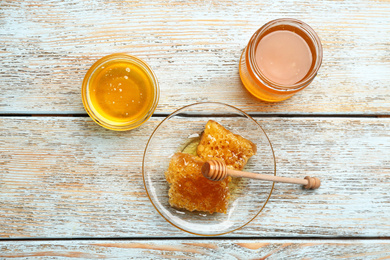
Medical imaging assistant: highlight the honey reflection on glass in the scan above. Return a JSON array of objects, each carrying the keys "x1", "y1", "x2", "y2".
[{"x1": 82, "y1": 54, "x2": 159, "y2": 131}]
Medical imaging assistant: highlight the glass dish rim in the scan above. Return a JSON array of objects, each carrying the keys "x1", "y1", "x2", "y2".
[
  {"x1": 142, "y1": 101, "x2": 276, "y2": 236},
  {"x1": 81, "y1": 53, "x2": 160, "y2": 131}
]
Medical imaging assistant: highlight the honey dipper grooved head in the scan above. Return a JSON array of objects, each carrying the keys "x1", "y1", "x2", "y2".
[{"x1": 201, "y1": 160, "x2": 227, "y2": 181}]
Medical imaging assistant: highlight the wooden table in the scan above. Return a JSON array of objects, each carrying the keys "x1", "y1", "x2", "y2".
[{"x1": 1, "y1": 0, "x2": 390, "y2": 258}]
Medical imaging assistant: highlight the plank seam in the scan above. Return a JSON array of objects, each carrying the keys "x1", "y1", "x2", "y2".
[
  {"x1": 1, "y1": 237, "x2": 390, "y2": 242},
  {"x1": 0, "y1": 113, "x2": 388, "y2": 118}
]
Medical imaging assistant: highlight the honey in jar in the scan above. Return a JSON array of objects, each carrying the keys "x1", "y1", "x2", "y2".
[
  {"x1": 255, "y1": 30, "x2": 312, "y2": 85},
  {"x1": 82, "y1": 54, "x2": 159, "y2": 131},
  {"x1": 239, "y1": 18, "x2": 323, "y2": 102}
]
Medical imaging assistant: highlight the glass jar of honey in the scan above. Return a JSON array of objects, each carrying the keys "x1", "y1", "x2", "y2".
[
  {"x1": 239, "y1": 18, "x2": 323, "y2": 102},
  {"x1": 82, "y1": 53, "x2": 159, "y2": 131}
]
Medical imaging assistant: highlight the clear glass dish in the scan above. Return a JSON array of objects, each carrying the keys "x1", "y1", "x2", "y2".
[{"x1": 142, "y1": 102, "x2": 276, "y2": 236}]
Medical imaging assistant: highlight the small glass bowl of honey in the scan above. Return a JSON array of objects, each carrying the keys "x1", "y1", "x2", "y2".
[
  {"x1": 82, "y1": 53, "x2": 159, "y2": 131},
  {"x1": 239, "y1": 18, "x2": 323, "y2": 102}
]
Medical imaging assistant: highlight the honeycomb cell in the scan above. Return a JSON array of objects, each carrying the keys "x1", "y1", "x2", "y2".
[
  {"x1": 197, "y1": 120, "x2": 257, "y2": 170},
  {"x1": 165, "y1": 120, "x2": 257, "y2": 214},
  {"x1": 165, "y1": 153, "x2": 230, "y2": 214}
]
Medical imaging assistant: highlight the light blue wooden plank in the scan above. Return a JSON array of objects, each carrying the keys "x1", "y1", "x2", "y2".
[
  {"x1": 0, "y1": 117, "x2": 389, "y2": 238},
  {"x1": 1, "y1": 0, "x2": 390, "y2": 114},
  {"x1": 0, "y1": 239, "x2": 389, "y2": 259}
]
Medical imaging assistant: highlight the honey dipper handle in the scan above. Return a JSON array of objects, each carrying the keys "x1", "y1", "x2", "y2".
[
  {"x1": 226, "y1": 169, "x2": 320, "y2": 189},
  {"x1": 202, "y1": 160, "x2": 320, "y2": 189}
]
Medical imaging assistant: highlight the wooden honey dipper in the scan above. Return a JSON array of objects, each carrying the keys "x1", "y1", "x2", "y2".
[{"x1": 201, "y1": 160, "x2": 321, "y2": 189}]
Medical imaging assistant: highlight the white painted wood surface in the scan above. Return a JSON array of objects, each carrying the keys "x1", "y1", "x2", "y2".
[
  {"x1": 1, "y1": 0, "x2": 390, "y2": 114},
  {"x1": 1, "y1": 239, "x2": 390, "y2": 259},
  {"x1": 1, "y1": 117, "x2": 389, "y2": 238},
  {"x1": 1, "y1": 0, "x2": 390, "y2": 257}
]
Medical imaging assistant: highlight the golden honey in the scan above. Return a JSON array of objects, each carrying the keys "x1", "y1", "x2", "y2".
[
  {"x1": 165, "y1": 153, "x2": 230, "y2": 214},
  {"x1": 165, "y1": 121, "x2": 257, "y2": 214},
  {"x1": 197, "y1": 120, "x2": 257, "y2": 170},
  {"x1": 82, "y1": 54, "x2": 159, "y2": 131},
  {"x1": 239, "y1": 18, "x2": 323, "y2": 102}
]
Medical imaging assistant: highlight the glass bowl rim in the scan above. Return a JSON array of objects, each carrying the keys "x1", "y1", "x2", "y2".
[
  {"x1": 247, "y1": 18, "x2": 323, "y2": 92},
  {"x1": 142, "y1": 101, "x2": 276, "y2": 236},
  {"x1": 81, "y1": 53, "x2": 160, "y2": 131}
]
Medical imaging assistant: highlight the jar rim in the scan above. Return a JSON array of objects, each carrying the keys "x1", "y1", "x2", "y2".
[
  {"x1": 81, "y1": 53, "x2": 160, "y2": 131},
  {"x1": 246, "y1": 18, "x2": 323, "y2": 92}
]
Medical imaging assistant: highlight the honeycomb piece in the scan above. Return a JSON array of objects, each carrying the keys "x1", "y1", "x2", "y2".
[
  {"x1": 165, "y1": 152, "x2": 230, "y2": 214},
  {"x1": 197, "y1": 120, "x2": 257, "y2": 170}
]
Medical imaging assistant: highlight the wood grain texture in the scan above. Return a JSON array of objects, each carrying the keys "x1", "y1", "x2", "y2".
[
  {"x1": 1, "y1": 117, "x2": 389, "y2": 238},
  {"x1": 1, "y1": 0, "x2": 390, "y2": 114},
  {"x1": 0, "y1": 239, "x2": 389, "y2": 259}
]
